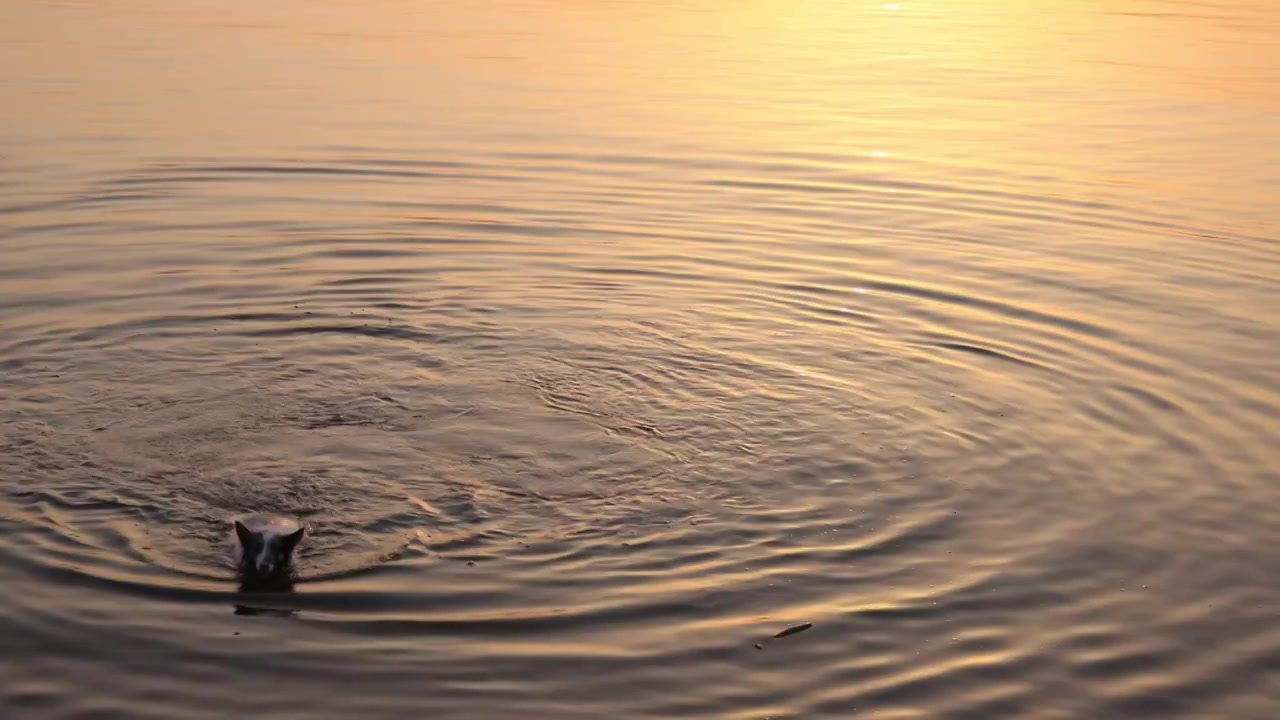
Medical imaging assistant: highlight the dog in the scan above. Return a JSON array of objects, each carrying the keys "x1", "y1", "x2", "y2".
[{"x1": 233, "y1": 514, "x2": 305, "y2": 588}]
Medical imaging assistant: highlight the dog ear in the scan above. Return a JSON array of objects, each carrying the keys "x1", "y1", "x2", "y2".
[
  {"x1": 281, "y1": 526, "x2": 305, "y2": 552},
  {"x1": 234, "y1": 520, "x2": 255, "y2": 546}
]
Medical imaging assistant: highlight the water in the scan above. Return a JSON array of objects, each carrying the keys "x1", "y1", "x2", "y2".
[{"x1": 2, "y1": 1, "x2": 1277, "y2": 718}]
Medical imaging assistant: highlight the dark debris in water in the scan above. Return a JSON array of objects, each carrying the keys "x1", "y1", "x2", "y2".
[
  {"x1": 753, "y1": 622, "x2": 816, "y2": 651},
  {"x1": 304, "y1": 413, "x2": 380, "y2": 430},
  {"x1": 773, "y1": 623, "x2": 813, "y2": 639}
]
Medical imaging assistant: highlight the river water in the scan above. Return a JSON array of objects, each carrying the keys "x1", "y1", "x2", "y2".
[{"x1": 1, "y1": 1, "x2": 1277, "y2": 718}]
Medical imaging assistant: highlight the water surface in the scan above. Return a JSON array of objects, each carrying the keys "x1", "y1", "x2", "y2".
[{"x1": 1, "y1": 1, "x2": 1278, "y2": 718}]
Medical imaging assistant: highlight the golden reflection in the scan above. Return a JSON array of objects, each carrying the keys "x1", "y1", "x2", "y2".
[
  {"x1": 1, "y1": 1, "x2": 1276, "y2": 213},
  {"x1": 0, "y1": 4, "x2": 1276, "y2": 716}
]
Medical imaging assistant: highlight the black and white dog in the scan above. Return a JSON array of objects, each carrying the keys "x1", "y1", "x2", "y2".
[{"x1": 233, "y1": 514, "x2": 305, "y2": 587}]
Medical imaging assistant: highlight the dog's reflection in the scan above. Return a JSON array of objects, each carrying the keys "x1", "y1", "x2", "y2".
[{"x1": 233, "y1": 576, "x2": 298, "y2": 617}]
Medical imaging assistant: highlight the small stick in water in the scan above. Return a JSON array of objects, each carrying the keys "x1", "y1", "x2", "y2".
[{"x1": 773, "y1": 623, "x2": 813, "y2": 638}]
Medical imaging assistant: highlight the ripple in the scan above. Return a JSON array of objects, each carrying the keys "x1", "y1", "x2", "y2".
[{"x1": 2, "y1": 2, "x2": 1279, "y2": 716}]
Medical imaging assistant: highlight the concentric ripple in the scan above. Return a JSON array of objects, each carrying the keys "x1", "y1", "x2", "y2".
[{"x1": 2, "y1": 1, "x2": 1279, "y2": 719}]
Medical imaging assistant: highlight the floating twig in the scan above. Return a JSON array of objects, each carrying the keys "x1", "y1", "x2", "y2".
[{"x1": 773, "y1": 623, "x2": 813, "y2": 639}]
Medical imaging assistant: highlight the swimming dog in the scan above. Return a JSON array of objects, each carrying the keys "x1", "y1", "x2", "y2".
[{"x1": 233, "y1": 514, "x2": 305, "y2": 586}]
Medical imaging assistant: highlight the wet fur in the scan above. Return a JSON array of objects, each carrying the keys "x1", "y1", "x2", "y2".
[{"x1": 234, "y1": 519, "x2": 305, "y2": 587}]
